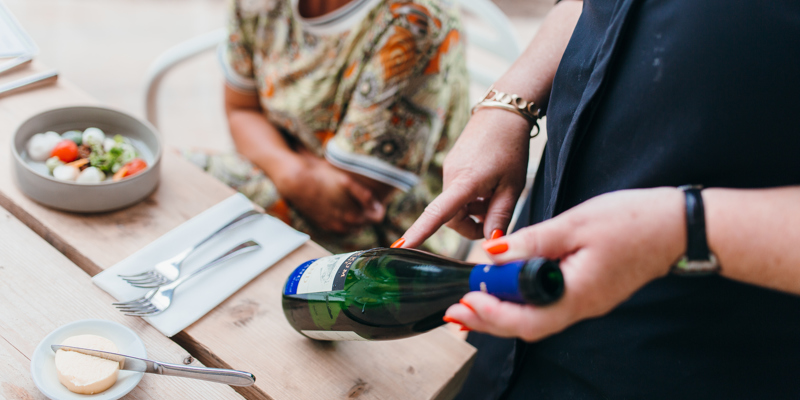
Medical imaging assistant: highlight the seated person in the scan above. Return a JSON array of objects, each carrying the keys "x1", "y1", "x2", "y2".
[{"x1": 188, "y1": 0, "x2": 469, "y2": 254}]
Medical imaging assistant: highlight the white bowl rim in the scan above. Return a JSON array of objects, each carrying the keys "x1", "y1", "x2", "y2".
[{"x1": 11, "y1": 105, "x2": 163, "y2": 187}]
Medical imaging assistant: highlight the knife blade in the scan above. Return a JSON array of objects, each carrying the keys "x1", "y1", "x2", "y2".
[
  {"x1": 51, "y1": 345, "x2": 255, "y2": 387},
  {"x1": 0, "y1": 69, "x2": 57, "y2": 98}
]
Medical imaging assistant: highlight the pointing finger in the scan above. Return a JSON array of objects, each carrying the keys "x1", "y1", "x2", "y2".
[{"x1": 400, "y1": 179, "x2": 481, "y2": 247}]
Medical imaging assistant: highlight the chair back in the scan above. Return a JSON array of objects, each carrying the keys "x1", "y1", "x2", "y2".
[
  {"x1": 458, "y1": 0, "x2": 522, "y2": 87},
  {"x1": 143, "y1": 28, "x2": 226, "y2": 128}
]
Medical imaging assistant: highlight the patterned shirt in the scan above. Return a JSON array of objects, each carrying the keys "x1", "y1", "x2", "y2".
[{"x1": 220, "y1": 0, "x2": 469, "y2": 251}]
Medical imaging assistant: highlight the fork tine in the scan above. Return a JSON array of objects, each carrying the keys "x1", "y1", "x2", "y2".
[
  {"x1": 126, "y1": 307, "x2": 164, "y2": 317},
  {"x1": 118, "y1": 307, "x2": 158, "y2": 314},
  {"x1": 125, "y1": 277, "x2": 166, "y2": 286},
  {"x1": 117, "y1": 272, "x2": 154, "y2": 279},
  {"x1": 130, "y1": 277, "x2": 169, "y2": 287},
  {"x1": 121, "y1": 306, "x2": 159, "y2": 315},
  {"x1": 130, "y1": 279, "x2": 170, "y2": 289},
  {"x1": 112, "y1": 298, "x2": 149, "y2": 306},
  {"x1": 130, "y1": 283, "x2": 167, "y2": 289},
  {"x1": 116, "y1": 303, "x2": 157, "y2": 312},
  {"x1": 125, "y1": 311, "x2": 157, "y2": 317},
  {"x1": 120, "y1": 273, "x2": 162, "y2": 283}
]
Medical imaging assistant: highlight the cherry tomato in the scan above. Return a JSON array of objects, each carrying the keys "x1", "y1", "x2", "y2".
[
  {"x1": 123, "y1": 158, "x2": 147, "y2": 177},
  {"x1": 50, "y1": 140, "x2": 79, "y2": 163}
]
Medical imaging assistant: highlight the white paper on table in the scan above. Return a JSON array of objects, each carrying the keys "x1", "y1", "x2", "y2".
[
  {"x1": 93, "y1": 193, "x2": 309, "y2": 337},
  {"x1": 0, "y1": 1, "x2": 39, "y2": 58}
]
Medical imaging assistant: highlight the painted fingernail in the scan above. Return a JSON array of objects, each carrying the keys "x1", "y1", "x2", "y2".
[
  {"x1": 460, "y1": 326, "x2": 472, "y2": 332},
  {"x1": 390, "y1": 238, "x2": 405, "y2": 248},
  {"x1": 442, "y1": 316, "x2": 464, "y2": 325},
  {"x1": 490, "y1": 229, "x2": 504, "y2": 240},
  {"x1": 459, "y1": 299, "x2": 476, "y2": 313},
  {"x1": 483, "y1": 239, "x2": 509, "y2": 255}
]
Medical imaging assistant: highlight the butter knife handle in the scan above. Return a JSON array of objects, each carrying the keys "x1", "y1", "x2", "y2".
[{"x1": 156, "y1": 362, "x2": 256, "y2": 387}]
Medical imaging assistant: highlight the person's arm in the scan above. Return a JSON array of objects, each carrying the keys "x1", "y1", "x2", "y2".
[
  {"x1": 704, "y1": 187, "x2": 800, "y2": 294},
  {"x1": 443, "y1": 186, "x2": 800, "y2": 341},
  {"x1": 397, "y1": 0, "x2": 583, "y2": 247},
  {"x1": 225, "y1": 85, "x2": 386, "y2": 233}
]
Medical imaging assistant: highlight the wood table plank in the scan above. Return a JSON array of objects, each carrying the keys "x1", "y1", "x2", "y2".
[
  {"x1": 0, "y1": 206, "x2": 243, "y2": 399},
  {"x1": 0, "y1": 62, "x2": 476, "y2": 400}
]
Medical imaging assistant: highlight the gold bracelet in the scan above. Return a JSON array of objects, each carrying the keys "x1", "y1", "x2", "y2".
[{"x1": 470, "y1": 85, "x2": 543, "y2": 138}]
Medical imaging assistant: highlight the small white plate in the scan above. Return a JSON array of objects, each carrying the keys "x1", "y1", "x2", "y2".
[{"x1": 31, "y1": 319, "x2": 147, "y2": 400}]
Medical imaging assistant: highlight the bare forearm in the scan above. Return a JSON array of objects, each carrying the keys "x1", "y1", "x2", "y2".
[
  {"x1": 493, "y1": 0, "x2": 583, "y2": 106},
  {"x1": 703, "y1": 187, "x2": 800, "y2": 295},
  {"x1": 225, "y1": 88, "x2": 302, "y2": 187}
]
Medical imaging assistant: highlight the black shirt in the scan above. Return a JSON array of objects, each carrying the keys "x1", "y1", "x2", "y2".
[{"x1": 456, "y1": 0, "x2": 800, "y2": 398}]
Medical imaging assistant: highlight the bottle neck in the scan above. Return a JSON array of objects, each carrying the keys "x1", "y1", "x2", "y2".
[
  {"x1": 468, "y1": 259, "x2": 564, "y2": 305},
  {"x1": 468, "y1": 261, "x2": 526, "y2": 303}
]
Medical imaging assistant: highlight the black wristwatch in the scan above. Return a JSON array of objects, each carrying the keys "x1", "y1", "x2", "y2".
[{"x1": 671, "y1": 185, "x2": 721, "y2": 275}]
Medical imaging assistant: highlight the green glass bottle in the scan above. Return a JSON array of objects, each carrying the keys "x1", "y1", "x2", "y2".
[{"x1": 282, "y1": 248, "x2": 564, "y2": 341}]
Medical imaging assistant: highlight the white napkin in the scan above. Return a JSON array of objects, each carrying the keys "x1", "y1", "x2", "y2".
[
  {"x1": 0, "y1": 2, "x2": 39, "y2": 57},
  {"x1": 93, "y1": 193, "x2": 309, "y2": 337}
]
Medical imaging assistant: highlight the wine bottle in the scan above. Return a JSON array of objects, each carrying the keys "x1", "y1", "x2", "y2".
[{"x1": 282, "y1": 248, "x2": 563, "y2": 341}]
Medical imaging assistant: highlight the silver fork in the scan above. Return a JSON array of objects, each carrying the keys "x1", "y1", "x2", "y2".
[
  {"x1": 113, "y1": 240, "x2": 261, "y2": 317},
  {"x1": 118, "y1": 209, "x2": 261, "y2": 288}
]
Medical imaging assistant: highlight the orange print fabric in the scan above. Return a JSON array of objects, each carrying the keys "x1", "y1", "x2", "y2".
[{"x1": 378, "y1": 26, "x2": 419, "y2": 82}]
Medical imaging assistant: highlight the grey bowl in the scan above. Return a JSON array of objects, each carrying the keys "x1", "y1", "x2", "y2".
[{"x1": 12, "y1": 105, "x2": 162, "y2": 213}]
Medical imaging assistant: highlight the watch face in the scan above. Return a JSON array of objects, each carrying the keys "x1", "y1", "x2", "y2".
[{"x1": 672, "y1": 254, "x2": 720, "y2": 276}]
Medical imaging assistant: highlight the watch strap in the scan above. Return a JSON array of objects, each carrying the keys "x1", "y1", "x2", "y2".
[
  {"x1": 684, "y1": 186, "x2": 710, "y2": 261},
  {"x1": 672, "y1": 185, "x2": 720, "y2": 275}
]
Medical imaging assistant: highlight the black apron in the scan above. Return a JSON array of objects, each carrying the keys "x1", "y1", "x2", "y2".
[{"x1": 456, "y1": 0, "x2": 800, "y2": 398}]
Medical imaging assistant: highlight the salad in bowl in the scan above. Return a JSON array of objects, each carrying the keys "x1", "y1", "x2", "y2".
[{"x1": 27, "y1": 127, "x2": 148, "y2": 184}]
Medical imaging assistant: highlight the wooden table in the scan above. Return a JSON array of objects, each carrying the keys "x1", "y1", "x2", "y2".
[
  {"x1": 0, "y1": 63, "x2": 475, "y2": 400},
  {"x1": 0, "y1": 206, "x2": 243, "y2": 399}
]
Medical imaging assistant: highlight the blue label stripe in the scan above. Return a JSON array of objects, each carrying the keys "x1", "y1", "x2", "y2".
[{"x1": 284, "y1": 259, "x2": 317, "y2": 295}]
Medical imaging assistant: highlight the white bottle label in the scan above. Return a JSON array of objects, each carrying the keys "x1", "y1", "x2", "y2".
[
  {"x1": 294, "y1": 251, "x2": 362, "y2": 294},
  {"x1": 301, "y1": 330, "x2": 369, "y2": 341}
]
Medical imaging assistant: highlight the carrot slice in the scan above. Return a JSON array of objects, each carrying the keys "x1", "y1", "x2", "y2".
[
  {"x1": 112, "y1": 166, "x2": 129, "y2": 182},
  {"x1": 66, "y1": 158, "x2": 89, "y2": 169}
]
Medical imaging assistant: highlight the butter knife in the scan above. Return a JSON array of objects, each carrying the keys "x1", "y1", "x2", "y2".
[
  {"x1": 0, "y1": 69, "x2": 58, "y2": 98},
  {"x1": 51, "y1": 345, "x2": 255, "y2": 387}
]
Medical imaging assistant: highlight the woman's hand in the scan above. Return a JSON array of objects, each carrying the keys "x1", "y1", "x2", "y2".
[
  {"x1": 275, "y1": 150, "x2": 386, "y2": 234},
  {"x1": 399, "y1": 109, "x2": 533, "y2": 246},
  {"x1": 445, "y1": 188, "x2": 686, "y2": 341}
]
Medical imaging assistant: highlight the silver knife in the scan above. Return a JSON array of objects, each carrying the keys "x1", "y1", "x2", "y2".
[
  {"x1": 51, "y1": 345, "x2": 255, "y2": 387},
  {"x1": 0, "y1": 69, "x2": 58, "y2": 98}
]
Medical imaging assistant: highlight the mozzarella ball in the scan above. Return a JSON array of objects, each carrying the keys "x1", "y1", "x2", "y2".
[
  {"x1": 76, "y1": 167, "x2": 106, "y2": 183},
  {"x1": 102, "y1": 138, "x2": 116, "y2": 153},
  {"x1": 27, "y1": 131, "x2": 63, "y2": 161},
  {"x1": 82, "y1": 127, "x2": 105, "y2": 147},
  {"x1": 62, "y1": 130, "x2": 83, "y2": 145},
  {"x1": 53, "y1": 165, "x2": 80, "y2": 181},
  {"x1": 45, "y1": 156, "x2": 65, "y2": 173}
]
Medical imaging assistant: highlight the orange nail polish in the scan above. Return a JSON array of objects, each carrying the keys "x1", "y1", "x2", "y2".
[
  {"x1": 459, "y1": 299, "x2": 476, "y2": 313},
  {"x1": 483, "y1": 239, "x2": 509, "y2": 255},
  {"x1": 490, "y1": 229, "x2": 504, "y2": 240},
  {"x1": 443, "y1": 316, "x2": 465, "y2": 325},
  {"x1": 390, "y1": 238, "x2": 405, "y2": 248},
  {"x1": 460, "y1": 326, "x2": 472, "y2": 332}
]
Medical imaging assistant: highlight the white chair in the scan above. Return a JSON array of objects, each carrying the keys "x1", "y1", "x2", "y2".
[{"x1": 142, "y1": 0, "x2": 522, "y2": 128}]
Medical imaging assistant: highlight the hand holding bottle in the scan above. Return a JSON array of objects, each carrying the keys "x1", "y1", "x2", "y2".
[{"x1": 445, "y1": 188, "x2": 686, "y2": 341}]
